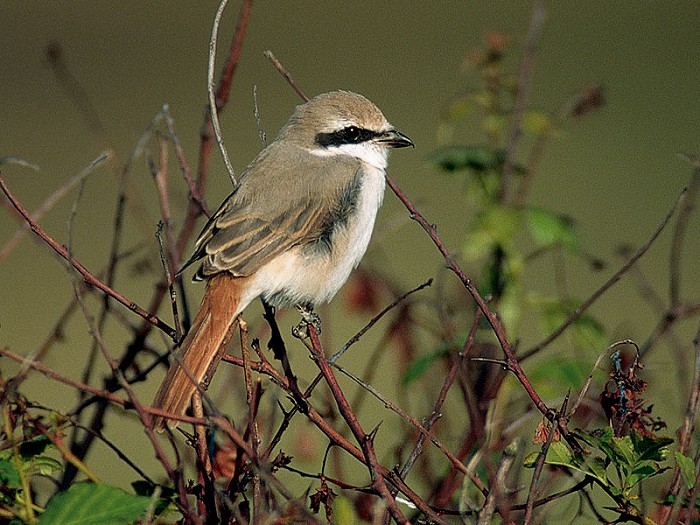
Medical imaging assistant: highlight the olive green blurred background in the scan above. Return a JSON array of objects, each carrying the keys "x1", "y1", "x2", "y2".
[{"x1": 1, "y1": 2, "x2": 699, "y2": 493}]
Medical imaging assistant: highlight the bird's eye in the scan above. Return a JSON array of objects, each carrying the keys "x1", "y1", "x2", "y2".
[
  {"x1": 344, "y1": 126, "x2": 360, "y2": 141},
  {"x1": 314, "y1": 125, "x2": 376, "y2": 148}
]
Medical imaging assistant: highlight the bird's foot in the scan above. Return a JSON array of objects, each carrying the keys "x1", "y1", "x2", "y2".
[{"x1": 292, "y1": 304, "x2": 321, "y2": 338}]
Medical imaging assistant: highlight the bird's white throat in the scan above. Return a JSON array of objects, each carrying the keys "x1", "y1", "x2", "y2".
[{"x1": 307, "y1": 142, "x2": 389, "y2": 170}]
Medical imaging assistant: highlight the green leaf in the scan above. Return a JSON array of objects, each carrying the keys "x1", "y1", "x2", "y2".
[
  {"x1": 542, "y1": 441, "x2": 578, "y2": 469},
  {"x1": 522, "y1": 111, "x2": 553, "y2": 137},
  {"x1": 0, "y1": 457, "x2": 21, "y2": 488},
  {"x1": 630, "y1": 432, "x2": 673, "y2": 462},
  {"x1": 610, "y1": 435, "x2": 636, "y2": 471},
  {"x1": 402, "y1": 345, "x2": 450, "y2": 386},
  {"x1": 675, "y1": 452, "x2": 696, "y2": 490},
  {"x1": 463, "y1": 207, "x2": 521, "y2": 260},
  {"x1": 38, "y1": 483, "x2": 150, "y2": 525},
  {"x1": 19, "y1": 435, "x2": 52, "y2": 460},
  {"x1": 626, "y1": 464, "x2": 669, "y2": 492},
  {"x1": 525, "y1": 207, "x2": 579, "y2": 253},
  {"x1": 537, "y1": 299, "x2": 606, "y2": 351},
  {"x1": 426, "y1": 145, "x2": 505, "y2": 173},
  {"x1": 332, "y1": 495, "x2": 359, "y2": 525},
  {"x1": 588, "y1": 457, "x2": 610, "y2": 486}
]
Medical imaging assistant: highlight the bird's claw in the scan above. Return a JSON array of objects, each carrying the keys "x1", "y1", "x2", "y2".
[{"x1": 292, "y1": 305, "x2": 322, "y2": 338}]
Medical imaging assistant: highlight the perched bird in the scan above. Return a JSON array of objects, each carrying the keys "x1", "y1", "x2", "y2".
[{"x1": 153, "y1": 90, "x2": 413, "y2": 430}]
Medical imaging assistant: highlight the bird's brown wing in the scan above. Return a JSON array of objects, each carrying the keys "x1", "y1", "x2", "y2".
[
  {"x1": 181, "y1": 145, "x2": 362, "y2": 279},
  {"x1": 192, "y1": 194, "x2": 328, "y2": 278}
]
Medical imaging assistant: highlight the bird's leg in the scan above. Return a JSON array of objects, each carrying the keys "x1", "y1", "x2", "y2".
[
  {"x1": 261, "y1": 300, "x2": 308, "y2": 413},
  {"x1": 292, "y1": 303, "x2": 322, "y2": 338}
]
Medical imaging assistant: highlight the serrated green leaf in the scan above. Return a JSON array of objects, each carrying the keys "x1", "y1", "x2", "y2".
[
  {"x1": 525, "y1": 207, "x2": 579, "y2": 252},
  {"x1": 610, "y1": 436, "x2": 636, "y2": 471},
  {"x1": 626, "y1": 464, "x2": 670, "y2": 493},
  {"x1": 588, "y1": 457, "x2": 610, "y2": 486},
  {"x1": 38, "y1": 483, "x2": 150, "y2": 525},
  {"x1": 675, "y1": 452, "x2": 696, "y2": 489},
  {"x1": 631, "y1": 432, "x2": 673, "y2": 462},
  {"x1": 426, "y1": 145, "x2": 504, "y2": 173}
]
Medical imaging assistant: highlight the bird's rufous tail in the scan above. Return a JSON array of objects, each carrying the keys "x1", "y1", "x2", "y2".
[{"x1": 153, "y1": 273, "x2": 241, "y2": 431}]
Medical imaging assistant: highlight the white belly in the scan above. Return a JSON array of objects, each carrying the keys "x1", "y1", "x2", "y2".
[{"x1": 247, "y1": 166, "x2": 386, "y2": 309}]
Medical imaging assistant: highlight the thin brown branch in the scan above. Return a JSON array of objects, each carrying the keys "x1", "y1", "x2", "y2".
[
  {"x1": 670, "y1": 167, "x2": 700, "y2": 306},
  {"x1": 207, "y1": 0, "x2": 252, "y2": 187},
  {"x1": 332, "y1": 359, "x2": 489, "y2": 499},
  {"x1": 162, "y1": 105, "x2": 210, "y2": 217},
  {"x1": 0, "y1": 171, "x2": 177, "y2": 340},
  {"x1": 175, "y1": 0, "x2": 252, "y2": 266},
  {"x1": 263, "y1": 50, "x2": 309, "y2": 102},
  {"x1": 660, "y1": 319, "x2": 700, "y2": 525},
  {"x1": 0, "y1": 159, "x2": 97, "y2": 262},
  {"x1": 307, "y1": 326, "x2": 459, "y2": 524},
  {"x1": 523, "y1": 187, "x2": 687, "y2": 360},
  {"x1": 239, "y1": 318, "x2": 263, "y2": 520},
  {"x1": 524, "y1": 396, "x2": 569, "y2": 524},
  {"x1": 304, "y1": 325, "x2": 411, "y2": 524},
  {"x1": 384, "y1": 173, "x2": 555, "y2": 424},
  {"x1": 151, "y1": 134, "x2": 179, "y2": 275},
  {"x1": 500, "y1": 0, "x2": 546, "y2": 202},
  {"x1": 399, "y1": 310, "x2": 482, "y2": 480}
]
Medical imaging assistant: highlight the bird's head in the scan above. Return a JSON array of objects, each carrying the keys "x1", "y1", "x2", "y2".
[{"x1": 279, "y1": 90, "x2": 413, "y2": 169}]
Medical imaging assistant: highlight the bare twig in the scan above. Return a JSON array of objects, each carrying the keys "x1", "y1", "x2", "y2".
[
  {"x1": 0, "y1": 170, "x2": 177, "y2": 339},
  {"x1": 208, "y1": 0, "x2": 254, "y2": 185},
  {"x1": 305, "y1": 326, "x2": 453, "y2": 524},
  {"x1": 384, "y1": 174, "x2": 557, "y2": 428},
  {"x1": 524, "y1": 396, "x2": 569, "y2": 524},
  {"x1": 0, "y1": 158, "x2": 92, "y2": 262},
  {"x1": 162, "y1": 104, "x2": 211, "y2": 217},
  {"x1": 263, "y1": 50, "x2": 309, "y2": 102},
  {"x1": 500, "y1": 0, "x2": 546, "y2": 202},
  {"x1": 523, "y1": 188, "x2": 687, "y2": 360},
  {"x1": 304, "y1": 325, "x2": 411, "y2": 524},
  {"x1": 662, "y1": 320, "x2": 700, "y2": 525},
  {"x1": 334, "y1": 278, "x2": 432, "y2": 362},
  {"x1": 156, "y1": 222, "x2": 182, "y2": 342},
  {"x1": 331, "y1": 359, "x2": 489, "y2": 499},
  {"x1": 399, "y1": 310, "x2": 482, "y2": 479},
  {"x1": 477, "y1": 441, "x2": 517, "y2": 525},
  {"x1": 670, "y1": 166, "x2": 700, "y2": 306}
]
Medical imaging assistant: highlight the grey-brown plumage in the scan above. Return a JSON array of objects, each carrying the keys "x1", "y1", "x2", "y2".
[{"x1": 153, "y1": 91, "x2": 413, "y2": 430}]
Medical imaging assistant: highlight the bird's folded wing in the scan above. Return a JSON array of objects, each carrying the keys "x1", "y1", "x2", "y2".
[{"x1": 193, "y1": 196, "x2": 328, "y2": 278}]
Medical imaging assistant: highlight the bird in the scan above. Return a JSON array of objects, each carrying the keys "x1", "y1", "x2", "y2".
[{"x1": 152, "y1": 90, "x2": 413, "y2": 430}]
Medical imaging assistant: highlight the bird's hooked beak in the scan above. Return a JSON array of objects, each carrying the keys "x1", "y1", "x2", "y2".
[{"x1": 376, "y1": 129, "x2": 414, "y2": 149}]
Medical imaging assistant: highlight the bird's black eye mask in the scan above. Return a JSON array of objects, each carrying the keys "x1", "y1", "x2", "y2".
[{"x1": 315, "y1": 126, "x2": 378, "y2": 148}]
